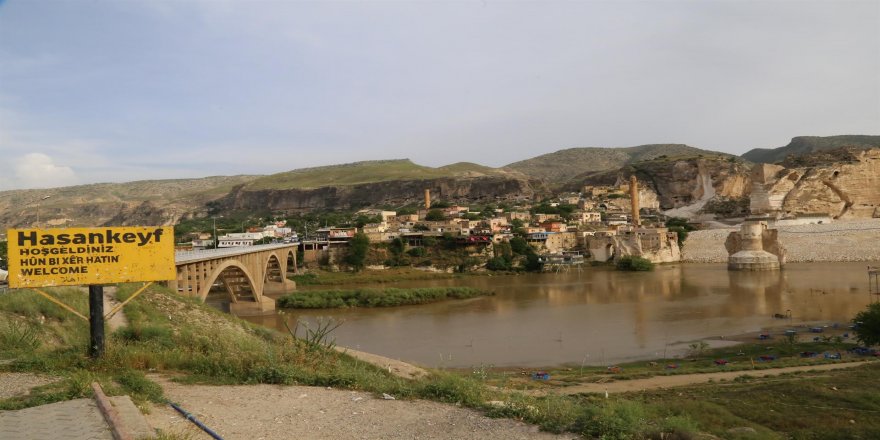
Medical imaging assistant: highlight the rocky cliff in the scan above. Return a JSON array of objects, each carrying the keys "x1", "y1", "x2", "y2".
[
  {"x1": 570, "y1": 156, "x2": 752, "y2": 215},
  {"x1": 218, "y1": 176, "x2": 544, "y2": 213},
  {"x1": 750, "y1": 147, "x2": 880, "y2": 218}
]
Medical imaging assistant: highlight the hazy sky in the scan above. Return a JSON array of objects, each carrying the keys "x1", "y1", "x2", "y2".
[{"x1": 1, "y1": 0, "x2": 878, "y2": 191}]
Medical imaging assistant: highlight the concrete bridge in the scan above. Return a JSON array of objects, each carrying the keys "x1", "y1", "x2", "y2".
[{"x1": 170, "y1": 244, "x2": 298, "y2": 314}]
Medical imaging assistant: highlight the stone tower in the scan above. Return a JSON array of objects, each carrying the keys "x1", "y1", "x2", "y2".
[
  {"x1": 424, "y1": 189, "x2": 431, "y2": 210},
  {"x1": 630, "y1": 175, "x2": 640, "y2": 226},
  {"x1": 726, "y1": 217, "x2": 786, "y2": 271}
]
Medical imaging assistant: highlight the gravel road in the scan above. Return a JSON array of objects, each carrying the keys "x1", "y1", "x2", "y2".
[
  {"x1": 146, "y1": 377, "x2": 574, "y2": 440},
  {"x1": 683, "y1": 219, "x2": 880, "y2": 263}
]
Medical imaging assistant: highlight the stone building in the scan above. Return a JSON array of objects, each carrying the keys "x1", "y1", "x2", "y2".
[
  {"x1": 587, "y1": 228, "x2": 680, "y2": 263},
  {"x1": 726, "y1": 217, "x2": 786, "y2": 271}
]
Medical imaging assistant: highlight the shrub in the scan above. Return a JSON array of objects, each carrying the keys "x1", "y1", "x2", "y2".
[
  {"x1": 853, "y1": 303, "x2": 880, "y2": 346},
  {"x1": 407, "y1": 247, "x2": 427, "y2": 258},
  {"x1": 486, "y1": 256, "x2": 512, "y2": 271},
  {"x1": 425, "y1": 209, "x2": 446, "y2": 221},
  {"x1": 0, "y1": 319, "x2": 42, "y2": 353},
  {"x1": 277, "y1": 287, "x2": 489, "y2": 309},
  {"x1": 616, "y1": 256, "x2": 654, "y2": 271}
]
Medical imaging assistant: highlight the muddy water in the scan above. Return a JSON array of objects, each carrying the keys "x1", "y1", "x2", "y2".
[{"x1": 243, "y1": 262, "x2": 876, "y2": 368}]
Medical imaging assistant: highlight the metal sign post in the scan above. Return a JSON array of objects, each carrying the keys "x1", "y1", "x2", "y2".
[
  {"x1": 88, "y1": 284, "x2": 105, "y2": 358},
  {"x1": 6, "y1": 226, "x2": 175, "y2": 359}
]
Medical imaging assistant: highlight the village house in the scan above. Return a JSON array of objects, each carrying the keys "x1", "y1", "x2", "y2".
[
  {"x1": 526, "y1": 231, "x2": 552, "y2": 248},
  {"x1": 396, "y1": 213, "x2": 419, "y2": 223},
  {"x1": 577, "y1": 199, "x2": 596, "y2": 210},
  {"x1": 560, "y1": 195, "x2": 580, "y2": 205},
  {"x1": 539, "y1": 220, "x2": 567, "y2": 233},
  {"x1": 505, "y1": 211, "x2": 531, "y2": 222},
  {"x1": 443, "y1": 205, "x2": 469, "y2": 217},
  {"x1": 533, "y1": 213, "x2": 560, "y2": 223},
  {"x1": 361, "y1": 222, "x2": 388, "y2": 242},
  {"x1": 218, "y1": 232, "x2": 262, "y2": 248},
  {"x1": 356, "y1": 209, "x2": 397, "y2": 223},
  {"x1": 487, "y1": 217, "x2": 508, "y2": 232},
  {"x1": 544, "y1": 231, "x2": 578, "y2": 253},
  {"x1": 570, "y1": 211, "x2": 602, "y2": 225}
]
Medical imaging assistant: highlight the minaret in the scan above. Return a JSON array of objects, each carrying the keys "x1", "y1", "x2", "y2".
[
  {"x1": 630, "y1": 175, "x2": 640, "y2": 227},
  {"x1": 424, "y1": 189, "x2": 431, "y2": 210}
]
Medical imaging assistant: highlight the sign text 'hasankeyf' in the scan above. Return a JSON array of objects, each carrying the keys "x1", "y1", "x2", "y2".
[{"x1": 7, "y1": 227, "x2": 175, "y2": 288}]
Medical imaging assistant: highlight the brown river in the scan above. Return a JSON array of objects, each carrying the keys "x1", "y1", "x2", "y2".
[{"x1": 242, "y1": 262, "x2": 876, "y2": 368}]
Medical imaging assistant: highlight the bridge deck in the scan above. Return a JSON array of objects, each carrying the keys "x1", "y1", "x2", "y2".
[{"x1": 175, "y1": 243, "x2": 298, "y2": 264}]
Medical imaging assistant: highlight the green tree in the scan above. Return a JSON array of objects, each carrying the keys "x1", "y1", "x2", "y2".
[
  {"x1": 425, "y1": 209, "x2": 446, "y2": 221},
  {"x1": 494, "y1": 241, "x2": 513, "y2": 260},
  {"x1": 407, "y1": 247, "x2": 427, "y2": 258},
  {"x1": 344, "y1": 233, "x2": 370, "y2": 272},
  {"x1": 523, "y1": 252, "x2": 543, "y2": 272},
  {"x1": 354, "y1": 214, "x2": 382, "y2": 228},
  {"x1": 853, "y1": 303, "x2": 880, "y2": 347},
  {"x1": 665, "y1": 217, "x2": 695, "y2": 247},
  {"x1": 389, "y1": 237, "x2": 405, "y2": 256},
  {"x1": 430, "y1": 200, "x2": 451, "y2": 209},
  {"x1": 509, "y1": 236, "x2": 530, "y2": 255},
  {"x1": 616, "y1": 256, "x2": 654, "y2": 271},
  {"x1": 486, "y1": 256, "x2": 512, "y2": 271}
]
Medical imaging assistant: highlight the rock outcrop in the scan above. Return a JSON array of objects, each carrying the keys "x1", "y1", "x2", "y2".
[
  {"x1": 749, "y1": 148, "x2": 880, "y2": 219},
  {"x1": 218, "y1": 176, "x2": 544, "y2": 213},
  {"x1": 572, "y1": 156, "x2": 752, "y2": 217}
]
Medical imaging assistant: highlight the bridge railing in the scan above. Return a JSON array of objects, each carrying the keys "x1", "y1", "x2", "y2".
[{"x1": 175, "y1": 243, "x2": 298, "y2": 264}]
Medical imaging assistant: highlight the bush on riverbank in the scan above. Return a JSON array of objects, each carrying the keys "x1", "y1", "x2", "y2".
[
  {"x1": 290, "y1": 268, "x2": 457, "y2": 286},
  {"x1": 615, "y1": 256, "x2": 654, "y2": 271},
  {"x1": 277, "y1": 287, "x2": 490, "y2": 309}
]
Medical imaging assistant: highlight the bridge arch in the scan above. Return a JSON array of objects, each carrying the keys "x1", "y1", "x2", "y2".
[
  {"x1": 286, "y1": 249, "x2": 298, "y2": 275},
  {"x1": 198, "y1": 259, "x2": 261, "y2": 302},
  {"x1": 264, "y1": 253, "x2": 284, "y2": 283}
]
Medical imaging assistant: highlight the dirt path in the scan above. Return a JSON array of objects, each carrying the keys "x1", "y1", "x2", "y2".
[
  {"x1": 102, "y1": 286, "x2": 128, "y2": 332},
  {"x1": 531, "y1": 361, "x2": 873, "y2": 395},
  {"x1": 334, "y1": 345, "x2": 428, "y2": 380},
  {"x1": 146, "y1": 376, "x2": 573, "y2": 440}
]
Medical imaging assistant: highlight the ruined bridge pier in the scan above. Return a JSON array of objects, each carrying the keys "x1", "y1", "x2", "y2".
[{"x1": 170, "y1": 244, "x2": 298, "y2": 315}]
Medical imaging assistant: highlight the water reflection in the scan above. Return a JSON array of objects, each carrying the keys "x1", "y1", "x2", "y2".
[{"x1": 243, "y1": 262, "x2": 875, "y2": 368}]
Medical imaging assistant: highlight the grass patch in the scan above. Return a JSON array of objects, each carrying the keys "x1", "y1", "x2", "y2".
[
  {"x1": 289, "y1": 267, "x2": 458, "y2": 286},
  {"x1": 277, "y1": 287, "x2": 491, "y2": 309}
]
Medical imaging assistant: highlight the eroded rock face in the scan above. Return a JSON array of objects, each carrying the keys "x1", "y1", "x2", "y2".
[
  {"x1": 750, "y1": 148, "x2": 880, "y2": 218},
  {"x1": 576, "y1": 157, "x2": 751, "y2": 212},
  {"x1": 219, "y1": 177, "x2": 543, "y2": 213}
]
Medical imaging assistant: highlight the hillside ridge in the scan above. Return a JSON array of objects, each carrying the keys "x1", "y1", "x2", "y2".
[
  {"x1": 742, "y1": 135, "x2": 880, "y2": 164},
  {"x1": 504, "y1": 144, "x2": 731, "y2": 183}
]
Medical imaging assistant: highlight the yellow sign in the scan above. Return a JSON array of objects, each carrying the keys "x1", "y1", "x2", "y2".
[{"x1": 7, "y1": 227, "x2": 175, "y2": 288}]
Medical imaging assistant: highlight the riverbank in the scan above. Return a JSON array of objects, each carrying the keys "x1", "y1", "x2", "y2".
[
  {"x1": 683, "y1": 218, "x2": 880, "y2": 263},
  {"x1": 3, "y1": 283, "x2": 880, "y2": 439}
]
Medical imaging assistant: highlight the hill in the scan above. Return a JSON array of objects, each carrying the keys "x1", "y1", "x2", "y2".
[
  {"x1": 0, "y1": 175, "x2": 258, "y2": 230},
  {"x1": 742, "y1": 135, "x2": 880, "y2": 164},
  {"x1": 244, "y1": 159, "x2": 523, "y2": 190},
  {"x1": 504, "y1": 144, "x2": 728, "y2": 183}
]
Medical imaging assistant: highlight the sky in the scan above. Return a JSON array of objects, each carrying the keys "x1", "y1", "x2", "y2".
[{"x1": 0, "y1": 0, "x2": 878, "y2": 191}]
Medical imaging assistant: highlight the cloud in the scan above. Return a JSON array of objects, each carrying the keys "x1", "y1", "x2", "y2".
[{"x1": 13, "y1": 153, "x2": 78, "y2": 189}]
